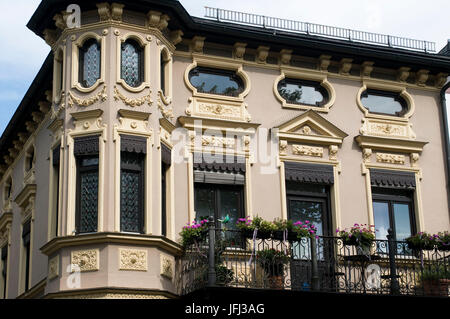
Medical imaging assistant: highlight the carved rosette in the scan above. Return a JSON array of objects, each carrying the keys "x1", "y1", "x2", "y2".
[
  {"x1": 71, "y1": 249, "x2": 100, "y2": 272},
  {"x1": 119, "y1": 249, "x2": 147, "y2": 271}
]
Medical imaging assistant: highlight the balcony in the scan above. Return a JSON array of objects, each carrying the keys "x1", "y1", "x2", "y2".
[{"x1": 176, "y1": 224, "x2": 450, "y2": 298}]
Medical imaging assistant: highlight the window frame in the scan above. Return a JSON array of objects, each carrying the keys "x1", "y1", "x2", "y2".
[
  {"x1": 21, "y1": 219, "x2": 31, "y2": 293},
  {"x1": 78, "y1": 38, "x2": 102, "y2": 89},
  {"x1": 120, "y1": 151, "x2": 145, "y2": 234},
  {"x1": 120, "y1": 38, "x2": 145, "y2": 89},
  {"x1": 372, "y1": 188, "x2": 416, "y2": 241},
  {"x1": 188, "y1": 66, "x2": 245, "y2": 98}
]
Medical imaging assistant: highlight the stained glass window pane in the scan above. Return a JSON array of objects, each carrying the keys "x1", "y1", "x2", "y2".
[
  {"x1": 121, "y1": 41, "x2": 142, "y2": 88},
  {"x1": 79, "y1": 170, "x2": 98, "y2": 233},
  {"x1": 80, "y1": 40, "x2": 100, "y2": 88},
  {"x1": 121, "y1": 170, "x2": 141, "y2": 232},
  {"x1": 194, "y1": 187, "x2": 215, "y2": 221},
  {"x1": 278, "y1": 79, "x2": 328, "y2": 106}
]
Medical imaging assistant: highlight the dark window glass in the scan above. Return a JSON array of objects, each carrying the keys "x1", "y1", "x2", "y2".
[
  {"x1": 121, "y1": 39, "x2": 144, "y2": 88},
  {"x1": 194, "y1": 184, "x2": 244, "y2": 244},
  {"x1": 278, "y1": 78, "x2": 329, "y2": 107},
  {"x1": 188, "y1": 67, "x2": 244, "y2": 97},
  {"x1": 58, "y1": 56, "x2": 64, "y2": 92},
  {"x1": 160, "y1": 53, "x2": 166, "y2": 96},
  {"x1": 4, "y1": 180, "x2": 11, "y2": 201},
  {"x1": 161, "y1": 163, "x2": 168, "y2": 237},
  {"x1": 1, "y1": 245, "x2": 7, "y2": 298},
  {"x1": 25, "y1": 148, "x2": 34, "y2": 172},
  {"x1": 76, "y1": 156, "x2": 99, "y2": 234},
  {"x1": 121, "y1": 152, "x2": 145, "y2": 233},
  {"x1": 53, "y1": 146, "x2": 60, "y2": 237},
  {"x1": 22, "y1": 220, "x2": 31, "y2": 292},
  {"x1": 79, "y1": 39, "x2": 101, "y2": 88},
  {"x1": 361, "y1": 89, "x2": 408, "y2": 116},
  {"x1": 372, "y1": 188, "x2": 415, "y2": 242}
]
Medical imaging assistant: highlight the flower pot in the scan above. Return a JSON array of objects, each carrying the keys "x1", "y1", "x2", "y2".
[
  {"x1": 437, "y1": 243, "x2": 450, "y2": 251},
  {"x1": 406, "y1": 241, "x2": 435, "y2": 251},
  {"x1": 423, "y1": 279, "x2": 450, "y2": 297},
  {"x1": 273, "y1": 230, "x2": 299, "y2": 242},
  {"x1": 268, "y1": 275, "x2": 284, "y2": 289},
  {"x1": 341, "y1": 236, "x2": 358, "y2": 246},
  {"x1": 241, "y1": 229, "x2": 272, "y2": 240}
]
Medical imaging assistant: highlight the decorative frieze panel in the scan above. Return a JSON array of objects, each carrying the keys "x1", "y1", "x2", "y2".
[
  {"x1": 71, "y1": 249, "x2": 99, "y2": 272},
  {"x1": 292, "y1": 145, "x2": 324, "y2": 158},
  {"x1": 186, "y1": 98, "x2": 251, "y2": 122},
  {"x1": 68, "y1": 86, "x2": 108, "y2": 108},
  {"x1": 48, "y1": 255, "x2": 60, "y2": 280},
  {"x1": 201, "y1": 135, "x2": 236, "y2": 149},
  {"x1": 376, "y1": 153, "x2": 405, "y2": 165},
  {"x1": 360, "y1": 118, "x2": 416, "y2": 140},
  {"x1": 119, "y1": 249, "x2": 147, "y2": 271},
  {"x1": 160, "y1": 254, "x2": 174, "y2": 280},
  {"x1": 114, "y1": 86, "x2": 153, "y2": 107}
]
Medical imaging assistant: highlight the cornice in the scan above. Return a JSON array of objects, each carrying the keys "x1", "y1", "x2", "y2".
[
  {"x1": 118, "y1": 109, "x2": 151, "y2": 121},
  {"x1": 178, "y1": 116, "x2": 261, "y2": 133},
  {"x1": 14, "y1": 184, "x2": 37, "y2": 209},
  {"x1": 0, "y1": 212, "x2": 13, "y2": 232},
  {"x1": 355, "y1": 135, "x2": 428, "y2": 153},
  {"x1": 43, "y1": 287, "x2": 178, "y2": 299},
  {"x1": 40, "y1": 232, "x2": 183, "y2": 257},
  {"x1": 16, "y1": 278, "x2": 46, "y2": 299}
]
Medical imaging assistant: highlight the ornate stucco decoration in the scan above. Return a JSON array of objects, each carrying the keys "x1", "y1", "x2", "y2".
[
  {"x1": 96, "y1": 3, "x2": 125, "y2": 22},
  {"x1": 190, "y1": 36, "x2": 205, "y2": 53},
  {"x1": 184, "y1": 57, "x2": 252, "y2": 123},
  {"x1": 71, "y1": 249, "x2": 100, "y2": 272},
  {"x1": 416, "y1": 69, "x2": 429, "y2": 86},
  {"x1": 48, "y1": 255, "x2": 60, "y2": 280},
  {"x1": 71, "y1": 109, "x2": 106, "y2": 132},
  {"x1": 157, "y1": 91, "x2": 173, "y2": 120},
  {"x1": 160, "y1": 254, "x2": 174, "y2": 280},
  {"x1": 274, "y1": 67, "x2": 336, "y2": 113},
  {"x1": 361, "y1": 61, "x2": 375, "y2": 77},
  {"x1": 292, "y1": 145, "x2": 324, "y2": 157},
  {"x1": 14, "y1": 184, "x2": 37, "y2": 219},
  {"x1": 397, "y1": 67, "x2": 411, "y2": 82},
  {"x1": 376, "y1": 153, "x2": 405, "y2": 165},
  {"x1": 201, "y1": 136, "x2": 236, "y2": 149},
  {"x1": 256, "y1": 46, "x2": 270, "y2": 64},
  {"x1": 339, "y1": 58, "x2": 353, "y2": 75},
  {"x1": 279, "y1": 49, "x2": 293, "y2": 65},
  {"x1": 147, "y1": 11, "x2": 170, "y2": 31},
  {"x1": 317, "y1": 55, "x2": 331, "y2": 72},
  {"x1": 274, "y1": 110, "x2": 347, "y2": 162},
  {"x1": 114, "y1": 86, "x2": 153, "y2": 107},
  {"x1": 0, "y1": 212, "x2": 13, "y2": 248},
  {"x1": 68, "y1": 86, "x2": 107, "y2": 108},
  {"x1": 233, "y1": 43, "x2": 247, "y2": 60},
  {"x1": 435, "y1": 73, "x2": 448, "y2": 88},
  {"x1": 119, "y1": 249, "x2": 147, "y2": 271},
  {"x1": 170, "y1": 30, "x2": 184, "y2": 46}
]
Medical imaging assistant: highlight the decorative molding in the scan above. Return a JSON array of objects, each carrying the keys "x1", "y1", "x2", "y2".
[
  {"x1": 71, "y1": 249, "x2": 100, "y2": 272},
  {"x1": 339, "y1": 58, "x2": 353, "y2": 75},
  {"x1": 119, "y1": 249, "x2": 147, "y2": 271},
  {"x1": 376, "y1": 152, "x2": 405, "y2": 165},
  {"x1": 201, "y1": 136, "x2": 235, "y2": 149},
  {"x1": 146, "y1": 11, "x2": 170, "y2": 30},
  {"x1": 397, "y1": 67, "x2": 411, "y2": 82},
  {"x1": 317, "y1": 55, "x2": 331, "y2": 71},
  {"x1": 157, "y1": 91, "x2": 173, "y2": 120},
  {"x1": 114, "y1": 86, "x2": 153, "y2": 107},
  {"x1": 274, "y1": 67, "x2": 336, "y2": 112},
  {"x1": 160, "y1": 254, "x2": 174, "y2": 280},
  {"x1": 363, "y1": 148, "x2": 372, "y2": 163},
  {"x1": 256, "y1": 46, "x2": 270, "y2": 64},
  {"x1": 416, "y1": 69, "x2": 429, "y2": 86},
  {"x1": 279, "y1": 49, "x2": 293, "y2": 65},
  {"x1": 233, "y1": 43, "x2": 247, "y2": 59},
  {"x1": 279, "y1": 140, "x2": 288, "y2": 156},
  {"x1": 191, "y1": 36, "x2": 205, "y2": 53},
  {"x1": 48, "y1": 255, "x2": 59, "y2": 280},
  {"x1": 43, "y1": 29, "x2": 57, "y2": 47},
  {"x1": 435, "y1": 73, "x2": 448, "y2": 88},
  {"x1": 360, "y1": 118, "x2": 416, "y2": 140},
  {"x1": 170, "y1": 30, "x2": 184, "y2": 46},
  {"x1": 410, "y1": 153, "x2": 419, "y2": 167},
  {"x1": 361, "y1": 61, "x2": 374, "y2": 77},
  {"x1": 68, "y1": 86, "x2": 107, "y2": 108},
  {"x1": 355, "y1": 135, "x2": 427, "y2": 153},
  {"x1": 329, "y1": 145, "x2": 338, "y2": 161},
  {"x1": 292, "y1": 145, "x2": 324, "y2": 157}
]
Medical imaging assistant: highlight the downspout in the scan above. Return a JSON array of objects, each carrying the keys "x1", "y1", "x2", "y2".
[{"x1": 440, "y1": 81, "x2": 450, "y2": 210}]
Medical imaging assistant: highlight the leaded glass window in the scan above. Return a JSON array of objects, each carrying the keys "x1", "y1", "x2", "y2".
[
  {"x1": 79, "y1": 39, "x2": 101, "y2": 88},
  {"x1": 121, "y1": 151, "x2": 145, "y2": 233},
  {"x1": 188, "y1": 67, "x2": 244, "y2": 97},
  {"x1": 121, "y1": 40, "x2": 144, "y2": 88},
  {"x1": 360, "y1": 89, "x2": 408, "y2": 116},
  {"x1": 76, "y1": 156, "x2": 99, "y2": 234},
  {"x1": 277, "y1": 78, "x2": 329, "y2": 107}
]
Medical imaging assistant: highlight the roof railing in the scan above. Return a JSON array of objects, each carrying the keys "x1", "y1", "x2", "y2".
[{"x1": 204, "y1": 7, "x2": 436, "y2": 53}]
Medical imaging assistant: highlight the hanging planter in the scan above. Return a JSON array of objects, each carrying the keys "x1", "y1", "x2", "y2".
[
  {"x1": 336, "y1": 224, "x2": 376, "y2": 252},
  {"x1": 405, "y1": 232, "x2": 436, "y2": 251}
]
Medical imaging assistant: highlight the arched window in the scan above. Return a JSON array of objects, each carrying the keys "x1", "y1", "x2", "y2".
[
  {"x1": 360, "y1": 89, "x2": 408, "y2": 117},
  {"x1": 79, "y1": 39, "x2": 101, "y2": 88},
  {"x1": 277, "y1": 78, "x2": 329, "y2": 107},
  {"x1": 160, "y1": 50, "x2": 169, "y2": 96},
  {"x1": 121, "y1": 39, "x2": 144, "y2": 88},
  {"x1": 188, "y1": 67, "x2": 244, "y2": 97}
]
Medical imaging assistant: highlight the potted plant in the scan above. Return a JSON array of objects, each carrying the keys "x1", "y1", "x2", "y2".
[
  {"x1": 336, "y1": 224, "x2": 375, "y2": 254},
  {"x1": 292, "y1": 220, "x2": 319, "y2": 240},
  {"x1": 257, "y1": 248, "x2": 290, "y2": 289},
  {"x1": 421, "y1": 265, "x2": 450, "y2": 296},
  {"x1": 436, "y1": 231, "x2": 450, "y2": 251},
  {"x1": 236, "y1": 216, "x2": 276, "y2": 239},
  {"x1": 179, "y1": 219, "x2": 209, "y2": 247},
  {"x1": 215, "y1": 264, "x2": 234, "y2": 285},
  {"x1": 272, "y1": 219, "x2": 298, "y2": 241},
  {"x1": 405, "y1": 232, "x2": 436, "y2": 251}
]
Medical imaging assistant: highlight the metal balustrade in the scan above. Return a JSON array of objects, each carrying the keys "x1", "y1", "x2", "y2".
[
  {"x1": 204, "y1": 7, "x2": 436, "y2": 53},
  {"x1": 176, "y1": 224, "x2": 450, "y2": 297}
]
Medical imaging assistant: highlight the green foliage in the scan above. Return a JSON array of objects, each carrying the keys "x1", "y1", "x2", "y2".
[
  {"x1": 421, "y1": 265, "x2": 450, "y2": 281},
  {"x1": 179, "y1": 219, "x2": 208, "y2": 247}
]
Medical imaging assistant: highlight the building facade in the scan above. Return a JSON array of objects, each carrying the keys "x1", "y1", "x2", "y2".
[{"x1": 0, "y1": 0, "x2": 450, "y2": 299}]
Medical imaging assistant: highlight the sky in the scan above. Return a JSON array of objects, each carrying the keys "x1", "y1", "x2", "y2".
[{"x1": 0, "y1": 0, "x2": 449, "y2": 136}]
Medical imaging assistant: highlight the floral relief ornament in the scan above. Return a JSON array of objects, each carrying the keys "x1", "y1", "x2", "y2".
[
  {"x1": 114, "y1": 86, "x2": 153, "y2": 107},
  {"x1": 68, "y1": 86, "x2": 107, "y2": 108}
]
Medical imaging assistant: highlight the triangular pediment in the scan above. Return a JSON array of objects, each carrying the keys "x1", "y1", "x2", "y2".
[{"x1": 275, "y1": 110, "x2": 348, "y2": 145}]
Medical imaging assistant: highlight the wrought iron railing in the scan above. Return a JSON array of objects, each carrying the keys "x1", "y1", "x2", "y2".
[
  {"x1": 204, "y1": 7, "x2": 436, "y2": 53},
  {"x1": 176, "y1": 221, "x2": 450, "y2": 297}
]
